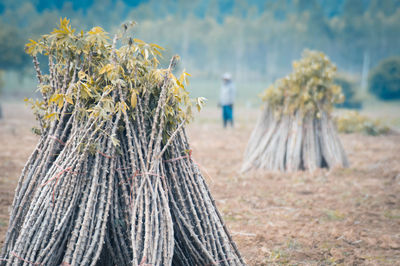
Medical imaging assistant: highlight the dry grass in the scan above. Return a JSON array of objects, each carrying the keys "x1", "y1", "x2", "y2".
[{"x1": 1, "y1": 102, "x2": 400, "y2": 265}]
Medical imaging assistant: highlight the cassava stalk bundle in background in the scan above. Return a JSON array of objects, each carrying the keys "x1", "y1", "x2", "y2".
[
  {"x1": 1, "y1": 18, "x2": 244, "y2": 266},
  {"x1": 242, "y1": 50, "x2": 349, "y2": 173}
]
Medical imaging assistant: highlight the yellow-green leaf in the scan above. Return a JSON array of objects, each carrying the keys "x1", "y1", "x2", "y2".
[
  {"x1": 130, "y1": 90, "x2": 137, "y2": 109},
  {"x1": 88, "y1": 26, "x2": 105, "y2": 35},
  {"x1": 65, "y1": 95, "x2": 73, "y2": 105}
]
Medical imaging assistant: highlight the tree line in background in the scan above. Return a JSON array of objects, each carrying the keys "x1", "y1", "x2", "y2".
[{"x1": 0, "y1": 0, "x2": 399, "y2": 100}]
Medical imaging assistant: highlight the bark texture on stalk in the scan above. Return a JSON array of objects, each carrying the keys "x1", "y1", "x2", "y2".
[{"x1": 242, "y1": 104, "x2": 349, "y2": 172}]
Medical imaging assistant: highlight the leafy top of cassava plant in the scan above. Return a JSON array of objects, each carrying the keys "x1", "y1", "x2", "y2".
[
  {"x1": 25, "y1": 18, "x2": 205, "y2": 135},
  {"x1": 261, "y1": 50, "x2": 344, "y2": 118}
]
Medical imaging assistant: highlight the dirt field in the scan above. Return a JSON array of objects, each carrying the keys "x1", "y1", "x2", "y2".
[{"x1": 1, "y1": 102, "x2": 400, "y2": 265}]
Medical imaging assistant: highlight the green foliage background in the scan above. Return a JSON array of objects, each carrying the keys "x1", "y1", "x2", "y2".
[
  {"x1": 0, "y1": 0, "x2": 399, "y2": 103},
  {"x1": 334, "y1": 75, "x2": 362, "y2": 109},
  {"x1": 368, "y1": 57, "x2": 400, "y2": 100}
]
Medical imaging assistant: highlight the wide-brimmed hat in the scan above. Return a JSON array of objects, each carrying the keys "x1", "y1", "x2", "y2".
[{"x1": 222, "y1": 72, "x2": 232, "y2": 80}]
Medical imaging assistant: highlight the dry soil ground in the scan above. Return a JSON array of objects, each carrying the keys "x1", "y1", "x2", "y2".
[{"x1": 0, "y1": 102, "x2": 400, "y2": 265}]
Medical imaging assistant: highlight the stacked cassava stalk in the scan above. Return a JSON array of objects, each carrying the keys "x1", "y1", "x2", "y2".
[
  {"x1": 1, "y1": 18, "x2": 244, "y2": 266},
  {"x1": 242, "y1": 50, "x2": 349, "y2": 173}
]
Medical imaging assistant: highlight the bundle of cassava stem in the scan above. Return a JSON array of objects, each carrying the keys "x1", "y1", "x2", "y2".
[
  {"x1": 242, "y1": 50, "x2": 349, "y2": 172},
  {"x1": 1, "y1": 18, "x2": 244, "y2": 266}
]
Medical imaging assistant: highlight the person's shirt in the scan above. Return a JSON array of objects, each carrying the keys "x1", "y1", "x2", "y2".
[{"x1": 219, "y1": 81, "x2": 236, "y2": 106}]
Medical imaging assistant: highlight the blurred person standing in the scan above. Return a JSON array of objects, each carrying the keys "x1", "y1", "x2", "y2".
[{"x1": 219, "y1": 72, "x2": 236, "y2": 128}]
